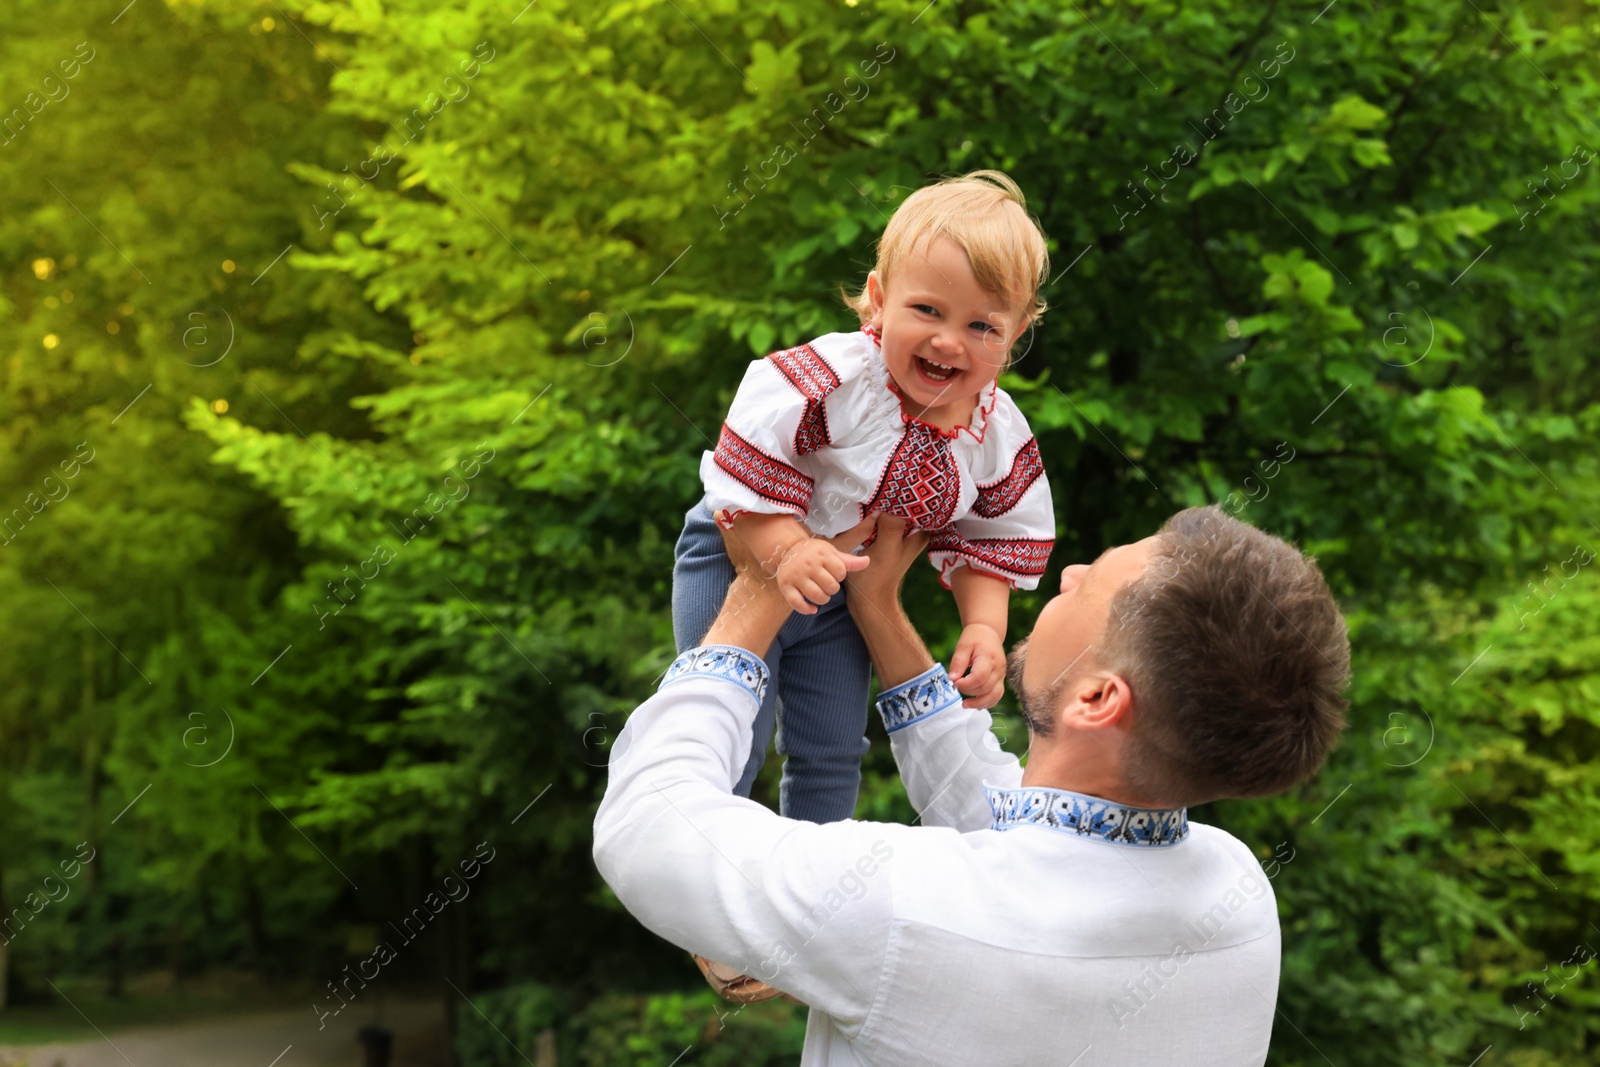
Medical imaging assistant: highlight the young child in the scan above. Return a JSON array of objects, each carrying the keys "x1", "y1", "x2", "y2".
[{"x1": 672, "y1": 169, "x2": 1056, "y2": 830}]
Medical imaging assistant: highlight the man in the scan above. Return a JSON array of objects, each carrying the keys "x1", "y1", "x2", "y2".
[{"x1": 593, "y1": 506, "x2": 1349, "y2": 1065}]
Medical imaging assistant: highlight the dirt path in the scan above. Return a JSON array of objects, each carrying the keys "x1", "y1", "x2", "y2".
[{"x1": 0, "y1": 997, "x2": 446, "y2": 1067}]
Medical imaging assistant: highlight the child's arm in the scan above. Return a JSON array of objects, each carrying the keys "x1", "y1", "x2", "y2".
[
  {"x1": 721, "y1": 511, "x2": 863, "y2": 616},
  {"x1": 948, "y1": 566, "x2": 1010, "y2": 709}
]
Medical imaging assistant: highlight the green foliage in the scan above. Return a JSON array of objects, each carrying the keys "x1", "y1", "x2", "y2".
[{"x1": 0, "y1": 0, "x2": 1597, "y2": 1062}]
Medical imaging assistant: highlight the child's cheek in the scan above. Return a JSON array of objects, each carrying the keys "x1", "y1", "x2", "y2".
[{"x1": 979, "y1": 346, "x2": 1010, "y2": 383}]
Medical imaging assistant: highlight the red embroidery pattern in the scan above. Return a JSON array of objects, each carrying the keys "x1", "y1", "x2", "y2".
[
  {"x1": 713, "y1": 425, "x2": 813, "y2": 514},
  {"x1": 768, "y1": 344, "x2": 839, "y2": 457},
  {"x1": 929, "y1": 531, "x2": 1053, "y2": 580},
  {"x1": 794, "y1": 401, "x2": 831, "y2": 456},
  {"x1": 863, "y1": 423, "x2": 960, "y2": 531},
  {"x1": 768, "y1": 344, "x2": 840, "y2": 400},
  {"x1": 972, "y1": 437, "x2": 1045, "y2": 519}
]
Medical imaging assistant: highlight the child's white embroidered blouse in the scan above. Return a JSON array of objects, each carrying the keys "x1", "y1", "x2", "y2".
[{"x1": 700, "y1": 326, "x2": 1056, "y2": 590}]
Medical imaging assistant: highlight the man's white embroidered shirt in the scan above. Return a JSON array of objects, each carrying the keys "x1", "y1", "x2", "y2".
[{"x1": 593, "y1": 648, "x2": 1281, "y2": 1066}]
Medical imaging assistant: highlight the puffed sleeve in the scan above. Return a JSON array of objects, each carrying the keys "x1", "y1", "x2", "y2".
[
  {"x1": 699, "y1": 338, "x2": 858, "y2": 529},
  {"x1": 927, "y1": 392, "x2": 1055, "y2": 590}
]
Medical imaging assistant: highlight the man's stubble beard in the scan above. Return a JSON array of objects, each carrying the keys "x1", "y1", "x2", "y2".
[{"x1": 1006, "y1": 637, "x2": 1060, "y2": 740}]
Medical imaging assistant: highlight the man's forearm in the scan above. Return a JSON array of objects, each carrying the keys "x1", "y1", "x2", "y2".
[
  {"x1": 702, "y1": 570, "x2": 792, "y2": 660},
  {"x1": 847, "y1": 593, "x2": 935, "y2": 690},
  {"x1": 854, "y1": 587, "x2": 1022, "y2": 833}
]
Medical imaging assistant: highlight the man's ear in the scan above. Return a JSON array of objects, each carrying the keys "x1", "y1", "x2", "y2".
[{"x1": 1061, "y1": 671, "x2": 1134, "y2": 731}]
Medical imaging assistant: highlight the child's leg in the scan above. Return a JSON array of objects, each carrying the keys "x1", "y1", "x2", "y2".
[
  {"x1": 671, "y1": 498, "x2": 780, "y2": 798},
  {"x1": 771, "y1": 589, "x2": 872, "y2": 824}
]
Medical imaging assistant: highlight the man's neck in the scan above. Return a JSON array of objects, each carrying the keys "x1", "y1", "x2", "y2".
[{"x1": 1019, "y1": 745, "x2": 1181, "y2": 810}]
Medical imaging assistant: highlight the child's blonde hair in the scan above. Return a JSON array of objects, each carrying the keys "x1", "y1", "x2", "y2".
[{"x1": 842, "y1": 170, "x2": 1051, "y2": 331}]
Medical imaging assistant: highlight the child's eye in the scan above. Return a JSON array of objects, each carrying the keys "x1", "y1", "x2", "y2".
[
  {"x1": 969, "y1": 321, "x2": 996, "y2": 333},
  {"x1": 912, "y1": 304, "x2": 937, "y2": 316}
]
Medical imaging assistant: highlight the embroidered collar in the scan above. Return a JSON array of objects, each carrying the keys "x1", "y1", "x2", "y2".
[
  {"x1": 984, "y1": 784, "x2": 1189, "y2": 848},
  {"x1": 859, "y1": 326, "x2": 997, "y2": 444}
]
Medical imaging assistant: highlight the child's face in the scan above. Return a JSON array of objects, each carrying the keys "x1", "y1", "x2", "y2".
[{"x1": 867, "y1": 235, "x2": 1029, "y2": 419}]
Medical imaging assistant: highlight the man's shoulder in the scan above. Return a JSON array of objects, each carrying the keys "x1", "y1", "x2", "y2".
[
  {"x1": 867, "y1": 817, "x2": 1278, "y2": 953},
  {"x1": 1181, "y1": 820, "x2": 1281, "y2": 918},
  {"x1": 1185, "y1": 820, "x2": 1270, "y2": 866}
]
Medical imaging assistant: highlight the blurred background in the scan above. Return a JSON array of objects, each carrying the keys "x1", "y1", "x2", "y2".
[{"x1": 0, "y1": 0, "x2": 1597, "y2": 1064}]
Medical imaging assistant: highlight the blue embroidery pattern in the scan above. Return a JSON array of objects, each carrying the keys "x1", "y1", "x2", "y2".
[
  {"x1": 984, "y1": 785, "x2": 1189, "y2": 847},
  {"x1": 661, "y1": 646, "x2": 769, "y2": 705},
  {"x1": 876, "y1": 665, "x2": 962, "y2": 733}
]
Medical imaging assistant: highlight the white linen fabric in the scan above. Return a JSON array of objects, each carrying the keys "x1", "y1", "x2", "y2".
[
  {"x1": 593, "y1": 647, "x2": 1282, "y2": 1067},
  {"x1": 698, "y1": 327, "x2": 1056, "y2": 590}
]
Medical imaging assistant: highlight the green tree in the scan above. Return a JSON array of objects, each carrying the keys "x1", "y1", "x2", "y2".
[{"x1": 1, "y1": 1, "x2": 1596, "y2": 1064}]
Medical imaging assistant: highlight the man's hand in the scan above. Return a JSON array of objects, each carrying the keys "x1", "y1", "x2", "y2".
[
  {"x1": 776, "y1": 538, "x2": 870, "y2": 615},
  {"x1": 845, "y1": 515, "x2": 931, "y2": 608},
  {"x1": 949, "y1": 623, "x2": 1005, "y2": 709}
]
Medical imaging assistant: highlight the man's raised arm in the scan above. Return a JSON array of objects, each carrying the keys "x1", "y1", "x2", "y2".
[
  {"x1": 592, "y1": 523, "x2": 904, "y2": 1017},
  {"x1": 846, "y1": 518, "x2": 1023, "y2": 833}
]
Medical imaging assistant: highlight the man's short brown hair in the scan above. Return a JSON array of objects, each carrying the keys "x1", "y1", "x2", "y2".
[{"x1": 1106, "y1": 506, "x2": 1350, "y2": 805}]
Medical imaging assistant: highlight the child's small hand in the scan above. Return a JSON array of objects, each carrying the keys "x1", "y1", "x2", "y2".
[
  {"x1": 777, "y1": 538, "x2": 868, "y2": 615},
  {"x1": 950, "y1": 623, "x2": 1006, "y2": 709}
]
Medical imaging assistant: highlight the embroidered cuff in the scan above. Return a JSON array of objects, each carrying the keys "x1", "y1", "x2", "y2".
[
  {"x1": 876, "y1": 664, "x2": 962, "y2": 733},
  {"x1": 661, "y1": 646, "x2": 769, "y2": 706}
]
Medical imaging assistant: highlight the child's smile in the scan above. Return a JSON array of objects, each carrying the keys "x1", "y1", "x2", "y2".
[
  {"x1": 868, "y1": 235, "x2": 1028, "y2": 430},
  {"x1": 913, "y1": 352, "x2": 959, "y2": 384}
]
